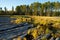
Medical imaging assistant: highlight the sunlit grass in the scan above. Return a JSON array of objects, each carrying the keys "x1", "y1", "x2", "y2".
[{"x1": 10, "y1": 15, "x2": 60, "y2": 39}]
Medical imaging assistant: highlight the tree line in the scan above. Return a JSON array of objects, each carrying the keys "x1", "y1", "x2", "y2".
[{"x1": 0, "y1": 1, "x2": 60, "y2": 16}]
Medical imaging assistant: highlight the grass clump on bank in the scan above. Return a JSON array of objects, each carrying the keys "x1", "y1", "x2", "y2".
[{"x1": 27, "y1": 16, "x2": 60, "y2": 39}]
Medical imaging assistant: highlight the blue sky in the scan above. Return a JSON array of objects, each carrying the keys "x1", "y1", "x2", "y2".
[{"x1": 0, "y1": 0, "x2": 60, "y2": 10}]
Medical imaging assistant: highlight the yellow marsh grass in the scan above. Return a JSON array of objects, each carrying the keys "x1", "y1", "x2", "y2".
[{"x1": 11, "y1": 16, "x2": 60, "y2": 39}]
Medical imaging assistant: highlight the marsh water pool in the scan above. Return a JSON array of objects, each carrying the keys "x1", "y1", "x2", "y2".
[{"x1": 0, "y1": 16, "x2": 34, "y2": 40}]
